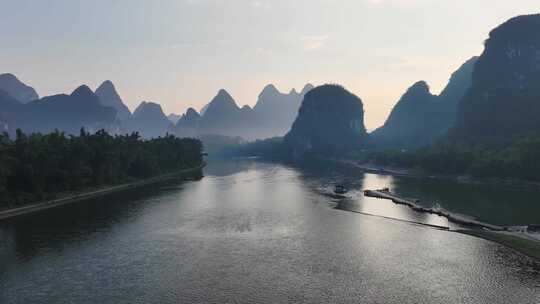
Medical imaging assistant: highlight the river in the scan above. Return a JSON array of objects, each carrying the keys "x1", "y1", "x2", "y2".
[{"x1": 1, "y1": 159, "x2": 539, "y2": 303}]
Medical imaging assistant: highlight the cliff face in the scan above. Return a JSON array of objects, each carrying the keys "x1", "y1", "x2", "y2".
[
  {"x1": 372, "y1": 57, "x2": 477, "y2": 148},
  {"x1": 453, "y1": 14, "x2": 540, "y2": 145},
  {"x1": 284, "y1": 85, "x2": 367, "y2": 158}
]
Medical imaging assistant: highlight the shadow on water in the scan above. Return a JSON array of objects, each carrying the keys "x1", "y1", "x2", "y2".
[
  {"x1": 390, "y1": 176, "x2": 540, "y2": 226},
  {"x1": 0, "y1": 170, "x2": 203, "y2": 263}
]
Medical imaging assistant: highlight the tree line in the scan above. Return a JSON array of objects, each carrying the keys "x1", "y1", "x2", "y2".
[
  {"x1": 0, "y1": 129, "x2": 202, "y2": 209},
  {"x1": 364, "y1": 137, "x2": 540, "y2": 181}
]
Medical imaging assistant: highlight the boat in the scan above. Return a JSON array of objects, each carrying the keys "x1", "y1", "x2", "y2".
[{"x1": 334, "y1": 184, "x2": 348, "y2": 195}]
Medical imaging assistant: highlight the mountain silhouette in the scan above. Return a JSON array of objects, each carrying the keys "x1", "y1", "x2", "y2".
[
  {"x1": 176, "y1": 107, "x2": 201, "y2": 137},
  {"x1": 0, "y1": 73, "x2": 39, "y2": 103},
  {"x1": 197, "y1": 89, "x2": 247, "y2": 136},
  {"x1": 167, "y1": 113, "x2": 182, "y2": 124},
  {"x1": 95, "y1": 80, "x2": 131, "y2": 122},
  {"x1": 174, "y1": 84, "x2": 314, "y2": 140},
  {"x1": 125, "y1": 101, "x2": 173, "y2": 138},
  {"x1": 372, "y1": 56, "x2": 478, "y2": 148},
  {"x1": 251, "y1": 84, "x2": 312, "y2": 138},
  {"x1": 17, "y1": 85, "x2": 117, "y2": 134},
  {"x1": 285, "y1": 84, "x2": 367, "y2": 158},
  {"x1": 452, "y1": 14, "x2": 540, "y2": 145},
  {"x1": 0, "y1": 89, "x2": 25, "y2": 132},
  {"x1": 372, "y1": 81, "x2": 438, "y2": 147}
]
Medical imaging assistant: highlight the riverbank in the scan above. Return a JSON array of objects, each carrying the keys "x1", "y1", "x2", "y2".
[
  {"x1": 335, "y1": 158, "x2": 540, "y2": 190},
  {"x1": 0, "y1": 162, "x2": 205, "y2": 221},
  {"x1": 364, "y1": 188, "x2": 540, "y2": 261},
  {"x1": 364, "y1": 189, "x2": 504, "y2": 231}
]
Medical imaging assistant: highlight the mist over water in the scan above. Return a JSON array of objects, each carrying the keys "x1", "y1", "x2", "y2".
[{"x1": 1, "y1": 159, "x2": 539, "y2": 304}]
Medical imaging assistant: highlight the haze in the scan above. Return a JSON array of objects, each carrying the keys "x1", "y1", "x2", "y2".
[{"x1": 1, "y1": 0, "x2": 538, "y2": 130}]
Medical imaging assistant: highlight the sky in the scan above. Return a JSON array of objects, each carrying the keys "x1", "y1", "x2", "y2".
[{"x1": 1, "y1": 0, "x2": 538, "y2": 130}]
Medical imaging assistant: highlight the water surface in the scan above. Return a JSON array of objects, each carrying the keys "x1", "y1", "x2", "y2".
[{"x1": 1, "y1": 160, "x2": 539, "y2": 303}]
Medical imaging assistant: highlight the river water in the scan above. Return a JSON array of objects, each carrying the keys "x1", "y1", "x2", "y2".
[{"x1": 1, "y1": 159, "x2": 539, "y2": 303}]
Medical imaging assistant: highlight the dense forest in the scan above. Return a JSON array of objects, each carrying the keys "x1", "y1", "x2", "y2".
[
  {"x1": 362, "y1": 137, "x2": 540, "y2": 181},
  {"x1": 0, "y1": 129, "x2": 202, "y2": 209}
]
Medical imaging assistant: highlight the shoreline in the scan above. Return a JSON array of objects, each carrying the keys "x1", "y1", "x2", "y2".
[
  {"x1": 363, "y1": 189, "x2": 504, "y2": 231},
  {"x1": 363, "y1": 188, "x2": 540, "y2": 261},
  {"x1": 0, "y1": 162, "x2": 206, "y2": 221},
  {"x1": 334, "y1": 158, "x2": 540, "y2": 190}
]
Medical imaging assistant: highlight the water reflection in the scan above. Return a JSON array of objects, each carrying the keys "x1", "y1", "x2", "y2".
[
  {"x1": 1, "y1": 159, "x2": 539, "y2": 304},
  {"x1": 390, "y1": 176, "x2": 540, "y2": 226}
]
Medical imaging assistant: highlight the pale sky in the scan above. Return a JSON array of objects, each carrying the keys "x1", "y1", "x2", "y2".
[{"x1": 1, "y1": 0, "x2": 538, "y2": 130}]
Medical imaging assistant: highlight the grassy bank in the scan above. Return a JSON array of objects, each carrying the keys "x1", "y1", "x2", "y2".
[
  {"x1": 457, "y1": 229, "x2": 540, "y2": 261},
  {"x1": 0, "y1": 162, "x2": 205, "y2": 220}
]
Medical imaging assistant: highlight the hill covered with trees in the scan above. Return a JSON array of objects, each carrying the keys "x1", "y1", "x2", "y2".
[
  {"x1": 284, "y1": 84, "x2": 368, "y2": 158},
  {"x1": 451, "y1": 14, "x2": 540, "y2": 146},
  {"x1": 0, "y1": 129, "x2": 202, "y2": 209}
]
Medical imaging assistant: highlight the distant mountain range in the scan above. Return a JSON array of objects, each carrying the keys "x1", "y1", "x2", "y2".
[
  {"x1": 124, "y1": 101, "x2": 173, "y2": 138},
  {"x1": 0, "y1": 84, "x2": 117, "y2": 135},
  {"x1": 175, "y1": 84, "x2": 313, "y2": 140},
  {"x1": 2, "y1": 13, "x2": 539, "y2": 151},
  {"x1": 0, "y1": 75, "x2": 312, "y2": 140}
]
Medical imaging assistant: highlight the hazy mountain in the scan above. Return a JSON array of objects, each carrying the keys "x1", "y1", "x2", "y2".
[
  {"x1": 437, "y1": 56, "x2": 478, "y2": 126},
  {"x1": 200, "y1": 103, "x2": 210, "y2": 115},
  {"x1": 167, "y1": 113, "x2": 182, "y2": 124},
  {"x1": 251, "y1": 84, "x2": 311, "y2": 138},
  {"x1": 175, "y1": 108, "x2": 201, "y2": 137},
  {"x1": 0, "y1": 73, "x2": 39, "y2": 103},
  {"x1": 372, "y1": 81, "x2": 439, "y2": 147},
  {"x1": 300, "y1": 83, "x2": 315, "y2": 95},
  {"x1": 198, "y1": 89, "x2": 246, "y2": 136},
  {"x1": 19, "y1": 85, "x2": 117, "y2": 134},
  {"x1": 372, "y1": 57, "x2": 478, "y2": 148},
  {"x1": 126, "y1": 101, "x2": 173, "y2": 138},
  {"x1": 285, "y1": 85, "x2": 367, "y2": 158},
  {"x1": 0, "y1": 89, "x2": 25, "y2": 132},
  {"x1": 452, "y1": 14, "x2": 540, "y2": 145},
  {"x1": 95, "y1": 80, "x2": 131, "y2": 122}
]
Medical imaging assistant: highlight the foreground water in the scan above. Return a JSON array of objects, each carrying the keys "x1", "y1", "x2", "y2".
[{"x1": 1, "y1": 160, "x2": 539, "y2": 303}]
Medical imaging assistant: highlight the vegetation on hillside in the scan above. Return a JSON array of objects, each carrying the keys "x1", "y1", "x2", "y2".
[
  {"x1": 0, "y1": 129, "x2": 202, "y2": 209},
  {"x1": 361, "y1": 136, "x2": 540, "y2": 181}
]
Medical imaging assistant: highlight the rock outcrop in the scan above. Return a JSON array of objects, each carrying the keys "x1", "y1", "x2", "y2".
[
  {"x1": 284, "y1": 84, "x2": 368, "y2": 158},
  {"x1": 452, "y1": 14, "x2": 540, "y2": 145}
]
